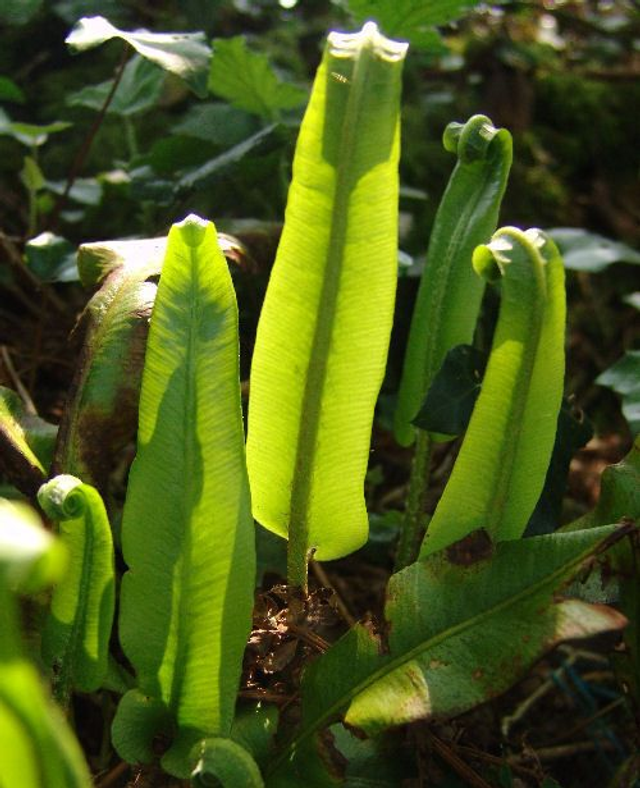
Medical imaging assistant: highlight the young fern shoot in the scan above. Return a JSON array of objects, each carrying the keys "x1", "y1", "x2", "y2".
[{"x1": 420, "y1": 227, "x2": 566, "y2": 558}]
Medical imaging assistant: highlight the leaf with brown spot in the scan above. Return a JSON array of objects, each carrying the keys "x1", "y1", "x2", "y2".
[{"x1": 266, "y1": 525, "x2": 631, "y2": 779}]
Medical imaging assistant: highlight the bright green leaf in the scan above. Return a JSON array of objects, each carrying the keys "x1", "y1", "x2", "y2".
[
  {"x1": 246, "y1": 23, "x2": 407, "y2": 581},
  {"x1": 0, "y1": 120, "x2": 71, "y2": 148},
  {"x1": 268, "y1": 526, "x2": 629, "y2": 780},
  {"x1": 67, "y1": 55, "x2": 164, "y2": 116},
  {"x1": 209, "y1": 36, "x2": 307, "y2": 118},
  {"x1": 191, "y1": 737, "x2": 264, "y2": 787},
  {"x1": 65, "y1": 15, "x2": 211, "y2": 97},
  {"x1": 38, "y1": 475, "x2": 115, "y2": 704},
  {"x1": 114, "y1": 215, "x2": 255, "y2": 777},
  {"x1": 421, "y1": 228, "x2": 566, "y2": 557},
  {"x1": 20, "y1": 156, "x2": 45, "y2": 191}
]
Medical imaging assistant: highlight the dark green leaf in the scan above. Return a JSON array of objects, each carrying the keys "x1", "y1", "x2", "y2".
[
  {"x1": 411, "y1": 344, "x2": 487, "y2": 439},
  {"x1": 66, "y1": 15, "x2": 211, "y2": 97},
  {"x1": 547, "y1": 227, "x2": 640, "y2": 273},
  {"x1": 67, "y1": 55, "x2": 164, "y2": 116},
  {"x1": 0, "y1": 0, "x2": 42, "y2": 25},
  {"x1": 171, "y1": 101, "x2": 259, "y2": 145},
  {"x1": 209, "y1": 36, "x2": 307, "y2": 118},
  {"x1": 525, "y1": 400, "x2": 593, "y2": 536},
  {"x1": 597, "y1": 350, "x2": 640, "y2": 435},
  {"x1": 0, "y1": 76, "x2": 25, "y2": 103},
  {"x1": 25, "y1": 232, "x2": 78, "y2": 282}
]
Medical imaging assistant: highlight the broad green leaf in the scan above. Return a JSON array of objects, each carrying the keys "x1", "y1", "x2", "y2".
[
  {"x1": 421, "y1": 228, "x2": 566, "y2": 557},
  {"x1": 394, "y1": 115, "x2": 512, "y2": 446},
  {"x1": 53, "y1": 259, "x2": 157, "y2": 493},
  {"x1": 345, "y1": 0, "x2": 489, "y2": 49},
  {"x1": 191, "y1": 737, "x2": 264, "y2": 787},
  {"x1": 209, "y1": 36, "x2": 307, "y2": 118},
  {"x1": 0, "y1": 387, "x2": 57, "y2": 498},
  {"x1": 25, "y1": 232, "x2": 78, "y2": 282},
  {"x1": 67, "y1": 55, "x2": 164, "y2": 116},
  {"x1": 246, "y1": 23, "x2": 407, "y2": 580},
  {"x1": 597, "y1": 350, "x2": 640, "y2": 436},
  {"x1": 268, "y1": 526, "x2": 629, "y2": 780},
  {"x1": 38, "y1": 475, "x2": 115, "y2": 704},
  {"x1": 547, "y1": 227, "x2": 640, "y2": 273},
  {"x1": 114, "y1": 216, "x2": 255, "y2": 777},
  {"x1": 65, "y1": 15, "x2": 212, "y2": 97}
]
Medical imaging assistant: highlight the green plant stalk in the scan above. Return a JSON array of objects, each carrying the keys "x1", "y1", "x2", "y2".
[
  {"x1": 394, "y1": 430, "x2": 432, "y2": 570},
  {"x1": 393, "y1": 116, "x2": 511, "y2": 569},
  {"x1": 420, "y1": 227, "x2": 566, "y2": 558},
  {"x1": 246, "y1": 23, "x2": 407, "y2": 589},
  {"x1": 38, "y1": 475, "x2": 115, "y2": 705}
]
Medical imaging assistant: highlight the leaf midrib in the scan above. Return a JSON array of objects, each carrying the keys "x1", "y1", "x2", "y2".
[{"x1": 287, "y1": 41, "x2": 376, "y2": 573}]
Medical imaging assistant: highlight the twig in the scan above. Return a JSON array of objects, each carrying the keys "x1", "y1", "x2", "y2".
[
  {"x1": 555, "y1": 696, "x2": 626, "y2": 743},
  {"x1": 49, "y1": 43, "x2": 130, "y2": 229},
  {"x1": 508, "y1": 740, "x2": 616, "y2": 763},
  {"x1": 426, "y1": 730, "x2": 495, "y2": 788},
  {"x1": 310, "y1": 560, "x2": 357, "y2": 626},
  {"x1": 452, "y1": 744, "x2": 541, "y2": 779},
  {"x1": 95, "y1": 760, "x2": 130, "y2": 788},
  {"x1": 0, "y1": 346, "x2": 37, "y2": 414}
]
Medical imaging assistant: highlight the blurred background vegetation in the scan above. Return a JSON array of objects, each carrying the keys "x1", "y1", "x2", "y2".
[{"x1": 0, "y1": 0, "x2": 638, "y2": 444}]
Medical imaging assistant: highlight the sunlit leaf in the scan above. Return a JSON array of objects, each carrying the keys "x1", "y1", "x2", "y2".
[
  {"x1": 209, "y1": 36, "x2": 307, "y2": 118},
  {"x1": 25, "y1": 232, "x2": 78, "y2": 282},
  {"x1": 113, "y1": 216, "x2": 255, "y2": 777},
  {"x1": 246, "y1": 24, "x2": 407, "y2": 578},
  {"x1": 66, "y1": 15, "x2": 211, "y2": 97},
  {"x1": 547, "y1": 227, "x2": 640, "y2": 273}
]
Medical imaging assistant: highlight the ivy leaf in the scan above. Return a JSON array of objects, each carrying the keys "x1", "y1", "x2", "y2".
[
  {"x1": 67, "y1": 55, "x2": 164, "y2": 116},
  {"x1": 209, "y1": 36, "x2": 307, "y2": 118},
  {"x1": 65, "y1": 15, "x2": 211, "y2": 97},
  {"x1": 0, "y1": 117, "x2": 70, "y2": 147},
  {"x1": 344, "y1": 0, "x2": 488, "y2": 49},
  {"x1": 411, "y1": 344, "x2": 487, "y2": 440},
  {"x1": 597, "y1": 350, "x2": 640, "y2": 436}
]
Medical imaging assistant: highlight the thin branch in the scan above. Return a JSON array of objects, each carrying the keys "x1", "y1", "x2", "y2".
[
  {"x1": 49, "y1": 43, "x2": 130, "y2": 229},
  {"x1": 0, "y1": 346, "x2": 37, "y2": 414}
]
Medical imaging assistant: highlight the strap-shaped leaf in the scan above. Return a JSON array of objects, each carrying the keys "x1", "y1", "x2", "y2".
[
  {"x1": 267, "y1": 525, "x2": 629, "y2": 779},
  {"x1": 421, "y1": 227, "x2": 566, "y2": 558},
  {"x1": 114, "y1": 215, "x2": 255, "y2": 777},
  {"x1": 394, "y1": 115, "x2": 512, "y2": 446},
  {"x1": 0, "y1": 387, "x2": 57, "y2": 497},
  {"x1": 38, "y1": 475, "x2": 115, "y2": 704},
  {"x1": 246, "y1": 23, "x2": 407, "y2": 581}
]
